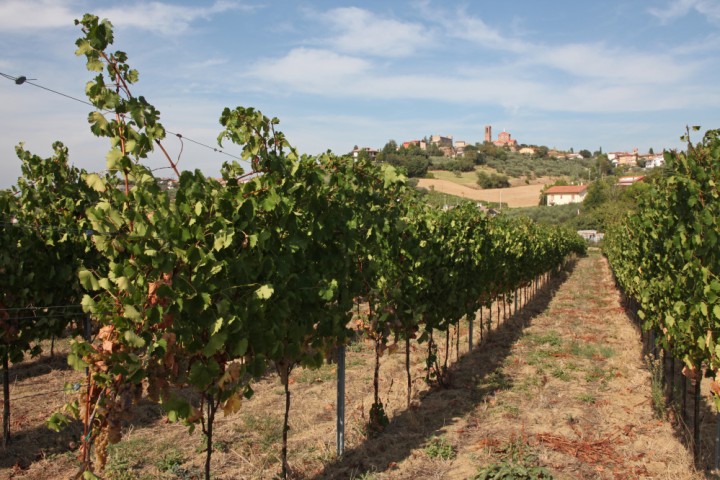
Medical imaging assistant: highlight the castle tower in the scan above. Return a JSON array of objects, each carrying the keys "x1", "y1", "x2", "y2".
[{"x1": 484, "y1": 125, "x2": 492, "y2": 143}]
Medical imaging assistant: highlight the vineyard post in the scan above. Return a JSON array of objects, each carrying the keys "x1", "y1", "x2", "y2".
[
  {"x1": 669, "y1": 356, "x2": 675, "y2": 404},
  {"x1": 683, "y1": 374, "x2": 688, "y2": 422},
  {"x1": 336, "y1": 345, "x2": 345, "y2": 456},
  {"x1": 468, "y1": 311, "x2": 473, "y2": 351},
  {"x1": 694, "y1": 368, "x2": 702, "y2": 462},
  {"x1": 2, "y1": 349, "x2": 9, "y2": 447},
  {"x1": 479, "y1": 308, "x2": 483, "y2": 341},
  {"x1": 715, "y1": 411, "x2": 720, "y2": 475}
]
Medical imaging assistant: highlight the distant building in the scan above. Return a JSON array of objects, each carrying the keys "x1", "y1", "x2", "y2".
[
  {"x1": 608, "y1": 149, "x2": 639, "y2": 166},
  {"x1": 454, "y1": 140, "x2": 467, "y2": 156},
  {"x1": 617, "y1": 176, "x2": 645, "y2": 187},
  {"x1": 429, "y1": 135, "x2": 455, "y2": 157},
  {"x1": 544, "y1": 185, "x2": 588, "y2": 206},
  {"x1": 351, "y1": 146, "x2": 378, "y2": 160},
  {"x1": 493, "y1": 129, "x2": 518, "y2": 149},
  {"x1": 577, "y1": 230, "x2": 604, "y2": 243},
  {"x1": 401, "y1": 140, "x2": 427, "y2": 150},
  {"x1": 430, "y1": 135, "x2": 453, "y2": 148},
  {"x1": 484, "y1": 125, "x2": 492, "y2": 143},
  {"x1": 518, "y1": 147, "x2": 536, "y2": 155},
  {"x1": 644, "y1": 154, "x2": 665, "y2": 169}
]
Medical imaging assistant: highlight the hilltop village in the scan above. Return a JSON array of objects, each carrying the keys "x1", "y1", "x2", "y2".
[{"x1": 350, "y1": 125, "x2": 664, "y2": 168}]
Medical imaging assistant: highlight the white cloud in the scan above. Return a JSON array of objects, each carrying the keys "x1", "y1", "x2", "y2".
[
  {"x1": 319, "y1": 7, "x2": 433, "y2": 57},
  {"x1": 0, "y1": 0, "x2": 253, "y2": 35},
  {"x1": 0, "y1": 0, "x2": 76, "y2": 30},
  {"x1": 445, "y1": 14, "x2": 529, "y2": 53},
  {"x1": 649, "y1": 0, "x2": 720, "y2": 24},
  {"x1": 97, "y1": 1, "x2": 248, "y2": 35},
  {"x1": 248, "y1": 48, "x2": 371, "y2": 93},
  {"x1": 531, "y1": 43, "x2": 694, "y2": 84}
]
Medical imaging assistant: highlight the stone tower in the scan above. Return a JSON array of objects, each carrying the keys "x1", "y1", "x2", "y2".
[{"x1": 484, "y1": 125, "x2": 492, "y2": 143}]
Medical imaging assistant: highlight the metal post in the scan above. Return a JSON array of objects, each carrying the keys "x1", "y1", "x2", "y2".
[
  {"x1": 714, "y1": 410, "x2": 720, "y2": 476},
  {"x1": 694, "y1": 370, "x2": 701, "y2": 463},
  {"x1": 468, "y1": 311, "x2": 473, "y2": 352},
  {"x1": 336, "y1": 345, "x2": 345, "y2": 457}
]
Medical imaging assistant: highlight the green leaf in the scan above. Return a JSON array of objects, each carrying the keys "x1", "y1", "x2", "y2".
[
  {"x1": 123, "y1": 305, "x2": 142, "y2": 321},
  {"x1": 67, "y1": 352, "x2": 88, "y2": 371},
  {"x1": 105, "y1": 148, "x2": 124, "y2": 170},
  {"x1": 203, "y1": 331, "x2": 228, "y2": 357},
  {"x1": 84, "y1": 173, "x2": 106, "y2": 192},
  {"x1": 78, "y1": 269, "x2": 100, "y2": 291},
  {"x1": 232, "y1": 338, "x2": 249, "y2": 357},
  {"x1": 124, "y1": 330, "x2": 146, "y2": 348},
  {"x1": 188, "y1": 360, "x2": 220, "y2": 389}
]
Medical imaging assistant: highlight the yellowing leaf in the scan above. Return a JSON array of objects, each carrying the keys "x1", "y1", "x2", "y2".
[
  {"x1": 222, "y1": 393, "x2": 242, "y2": 416},
  {"x1": 255, "y1": 284, "x2": 274, "y2": 300},
  {"x1": 84, "y1": 173, "x2": 106, "y2": 192}
]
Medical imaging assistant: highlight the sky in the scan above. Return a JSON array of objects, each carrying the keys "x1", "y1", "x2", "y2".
[{"x1": 1, "y1": 0, "x2": 719, "y2": 187}]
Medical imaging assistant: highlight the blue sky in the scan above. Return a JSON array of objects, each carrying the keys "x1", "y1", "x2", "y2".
[{"x1": 1, "y1": 0, "x2": 719, "y2": 186}]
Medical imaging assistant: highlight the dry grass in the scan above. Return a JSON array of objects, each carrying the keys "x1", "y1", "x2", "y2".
[
  {"x1": 416, "y1": 178, "x2": 548, "y2": 208},
  {"x1": 2, "y1": 252, "x2": 708, "y2": 479}
]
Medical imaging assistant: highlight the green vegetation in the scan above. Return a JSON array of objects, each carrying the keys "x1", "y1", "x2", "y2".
[
  {"x1": 485, "y1": 152, "x2": 594, "y2": 180},
  {"x1": 476, "y1": 171, "x2": 511, "y2": 189},
  {"x1": 474, "y1": 438, "x2": 553, "y2": 479},
  {"x1": 605, "y1": 128, "x2": 720, "y2": 418},
  {"x1": 376, "y1": 140, "x2": 430, "y2": 177},
  {"x1": 4, "y1": 14, "x2": 586, "y2": 480},
  {"x1": 424, "y1": 436, "x2": 456, "y2": 460}
]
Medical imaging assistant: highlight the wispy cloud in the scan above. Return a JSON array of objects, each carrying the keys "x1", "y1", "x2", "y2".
[
  {"x1": 442, "y1": 13, "x2": 529, "y2": 53},
  {"x1": 0, "y1": 0, "x2": 254, "y2": 35},
  {"x1": 244, "y1": 5, "x2": 707, "y2": 113},
  {"x1": 0, "y1": 0, "x2": 76, "y2": 30},
  {"x1": 649, "y1": 0, "x2": 720, "y2": 24},
  {"x1": 318, "y1": 7, "x2": 433, "y2": 57},
  {"x1": 249, "y1": 48, "x2": 371, "y2": 93},
  {"x1": 529, "y1": 42, "x2": 694, "y2": 84},
  {"x1": 98, "y1": 1, "x2": 252, "y2": 35}
]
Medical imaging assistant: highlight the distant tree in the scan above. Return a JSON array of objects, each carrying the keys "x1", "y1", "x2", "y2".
[
  {"x1": 595, "y1": 154, "x2": 613, "y2": 176},
  {"x1": 476, "y1": 171, "x2": 510, "y2": 189},
  {"x1": 569, "y1": 147, "x2": 574, "y2": 153},
  {"x1": 579, "y1": 149, "x2": 592, "y2": 159},
  {"x1": 398, "y1": 155, "x2": 430, "y2": 177},
  {"x1": 534, "y1": 146, "x2": 549, "y2": 158},
  {"x1": 477, "y1": 142, "x2": 507, "y2": 164},
  {"x1": 356, "y1": 149, "x2": 371, "y2": 162},
  {"x1": 426, "y1": 143, "x2": 443, "y2": 157},
  {"x1": 382, "y1": 140, "x2": 398, "y2": 154},
  {"x1": 648, "y1": 147, "x2": 654, "y2": 155},
  {"x1": 583, "y1": 179, "x2": 613, "y2": 210}
]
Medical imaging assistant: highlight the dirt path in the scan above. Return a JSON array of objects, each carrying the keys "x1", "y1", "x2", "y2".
[
  {"x1": 417, "y1": 178, "x2": 544, "y2": 208},
  {"x1": 5, "y1": 252, "x2": 704, "y2": 479},
  {"x1": 437, "y1": 251, "x2": 702, "y2": 480},
  {"x1": 319, "y1": 252, "x2": 702, "y2": 479}
]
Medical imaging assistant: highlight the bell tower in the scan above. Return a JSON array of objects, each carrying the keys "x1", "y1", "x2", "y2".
[{"x1": 484, "y1": 125, "x2": 492, "y2": 143}]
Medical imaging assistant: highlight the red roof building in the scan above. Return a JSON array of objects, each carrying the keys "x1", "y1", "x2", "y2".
[{"x1": 544, "y1": 185, "x2": 588, "y2": 206}]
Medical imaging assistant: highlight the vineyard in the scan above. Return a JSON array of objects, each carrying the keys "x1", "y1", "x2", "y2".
[
  {"x1": 0, "y1": 15, "x2": 588, "y2": 480},
  {"x1": 605, "y1": 127, "x2": 720, "y2": 465}
]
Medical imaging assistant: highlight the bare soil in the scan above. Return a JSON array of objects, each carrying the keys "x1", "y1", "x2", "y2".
[
  {"x1": 2, "y1": 252, "x2": 708, "y2": 479},
  {"x1": 417, "y1": 178, "x2": 546, "y2": 208}
]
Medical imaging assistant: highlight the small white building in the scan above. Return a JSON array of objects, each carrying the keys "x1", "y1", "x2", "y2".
[{"x1": 544, "y1": 185, "x2": 588, "y2": 206}]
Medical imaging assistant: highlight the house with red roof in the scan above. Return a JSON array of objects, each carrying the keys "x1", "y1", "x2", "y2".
[{"x1": 544, "y1": 185, "x2": 588, "y2": 206}]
